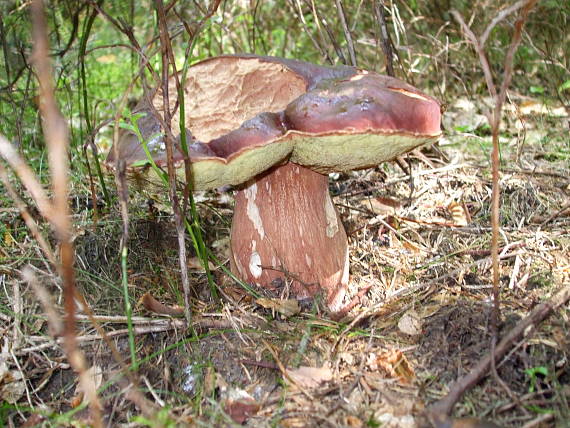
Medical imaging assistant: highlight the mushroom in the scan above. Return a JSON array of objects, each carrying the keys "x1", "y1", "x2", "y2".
[{"x1": 106, "y1": 54, "x2": 441, "y2": 311}]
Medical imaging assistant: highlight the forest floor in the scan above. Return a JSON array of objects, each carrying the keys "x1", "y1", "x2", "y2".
[{"x1": 1, "y1": 96, "x2": 569, "y2": 427}]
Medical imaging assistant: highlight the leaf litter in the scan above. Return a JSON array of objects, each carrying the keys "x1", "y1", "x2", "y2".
[{"x1": 0, "y1": 98, "x2": 569, "y2": 426}]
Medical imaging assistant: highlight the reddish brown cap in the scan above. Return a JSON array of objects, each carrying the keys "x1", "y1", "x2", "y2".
[{"x1": 106, "y1": 55, "x2": 441, "y2": 189}]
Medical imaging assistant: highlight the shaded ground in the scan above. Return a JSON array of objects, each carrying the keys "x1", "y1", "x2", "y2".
[{"x1": 1, "y1": 97, "x2": 569, "y2": 427}]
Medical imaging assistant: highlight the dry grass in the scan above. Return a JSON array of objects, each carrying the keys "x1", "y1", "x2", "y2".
[
  {"x1": 1, "y1": 96, "x2": 568, "y2": 427},
  {"x1": 1, "y1": 0, "x2": 569, "y2": 426}
]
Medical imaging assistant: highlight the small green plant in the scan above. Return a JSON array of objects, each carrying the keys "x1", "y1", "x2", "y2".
[
  {"x1": 132, "y1": 407, "x2": 178, "y2": 428},
  {"x1": 524, "y1": 366, "x2": 555, "y2": 415}
]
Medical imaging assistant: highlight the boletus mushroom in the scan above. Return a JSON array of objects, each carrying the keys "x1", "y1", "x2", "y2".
[{"x1": 106, "y1": 54, "x2": 441, "y2": 311}]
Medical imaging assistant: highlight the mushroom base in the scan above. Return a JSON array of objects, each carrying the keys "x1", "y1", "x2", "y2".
[{"x1": 230, "y1": 163, "x2": 349, "y2": 311}]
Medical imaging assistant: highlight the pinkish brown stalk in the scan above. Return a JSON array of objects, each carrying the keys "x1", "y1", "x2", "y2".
[{"x1": 231, "y1": 162, "x2": 349, "y2": 310}]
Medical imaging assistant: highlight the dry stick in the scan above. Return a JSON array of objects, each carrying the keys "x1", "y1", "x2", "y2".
[
  {"x1": 289, "y1": 0, "x2": 330, "y2": 63},
  {"x1": 480, "y1": 0, "x2": 529, "y2": 47},
  {"x1": 429, "y1": 285, "x2": 570, "y2": 416},
  {"x1": 319, "y1": 13, "x2": 346, "y2": 65},
  {"x1": 334, "y1": 0, "x2": 356, "y2": 66},
  {"x1": 0, "y1": 163, "x2": 57, "y2": 268},
  {"x1": 29, "y1": 1, "x2": 103, "y2": 425},
  {"x1": 374, "y1": 0, "x2": 394, "y2": 76},
  {"x1": 309, "y1": 0, "x2": 334, "y2": 64},
  {"x1": 154, "y1": 0, "x2": 192, "y2": 325},
  {"x1": 441, "y1": 2, "x2": 539, "y2": 416},
  {"x1": 540, "y1": 200, "x2": 570, "y2": 227},
  {"x1": 0, "y1": 136, "x2": 56, "y2": 224},
  {"x1": 487, "y1": 3, "x2": 538, "y2": 416}
]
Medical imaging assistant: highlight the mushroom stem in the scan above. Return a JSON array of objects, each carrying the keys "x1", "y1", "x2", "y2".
[{"x1": 230, "y1": 162, "x2": 349, "y2": 310}]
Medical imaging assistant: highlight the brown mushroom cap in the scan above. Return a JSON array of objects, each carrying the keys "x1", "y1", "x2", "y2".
[{"x1": 106, "y1": 55, "x2": 441, "y2": 189}]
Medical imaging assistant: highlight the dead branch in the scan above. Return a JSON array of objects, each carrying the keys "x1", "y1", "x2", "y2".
[
  {"x1": 154, "y1": 0, "x2": 193, "y2": 324},
  {"x1": 374, "y1": 0, "x2": 394, "y2": 76},
  {"x1": 0, "y1": 163, "x2": 57, "y2": 268},
  {"x1": 334, "y1": 0, "x2": 356, "y2": 66},
  {"x1": 451, "y1": 1, "x2": 538, "y2": 403},
  {"x1": 0, "y1": 136, "x2": 56, "y2": 224}
]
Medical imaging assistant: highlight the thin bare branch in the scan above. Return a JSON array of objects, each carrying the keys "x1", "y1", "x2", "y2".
[
  {"x1": 450, "y1": 10, "x2": 497, "y2": 100},
  {"x1": 374, "y1": 0, "x2": 394, "y2": 76},
  {"x1": 480, "y1": 0, "x2": 528, "y2": 47},
  {"x1": 154, "y1": 0, "x2": 193, "y2": 324},
  {"x1": 0, "y1": 163, "x2": 57, "y2": 268},
  {"x1": 0, "y1": 136, "x2": 56, "y2": 224},
  {"x1": 29, "y1": 0, "x2": 103, "y2": 424},
  {"x1": 334, "y1": 0, "x2": 357, "y2": 66}
]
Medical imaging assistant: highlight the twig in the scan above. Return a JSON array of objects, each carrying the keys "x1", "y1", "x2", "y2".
[
  {"x1": 154, "y1": 0, "x2": 193, "y2": 325},
  {"x1": 29, "y1": 1, "x2": 103, "y2": 424},
  {"x1": 289, "y1": 0, "x2": 330, "y2": 63},
  {"x1": 0, "y1": 163, "x2": 57, "y2": 268},
  {"x1": 451, "y1": 1, "x2": 538, "y2": 396},
  {"x1": 429, "y1": 284, "x2": 570, "y2": 416},
  {"x1": 540, "y1": 200, "x2": 570, "y2": 227},
  {"x1": 261, "y1": 338, "x2": 314, "y2": 400},
  {"x1": 17, "y1": 315, "x2": 230, "y2": 356},
  {"x1": 374, "y1": 0, "x2": 394, "y2": 76},
  {"x1": 480, "y1": 0, "x2": 529, "y2": 47},
  {"x1": 0, "y1": 136, "x2": 56, "y2": 224},
  {"x1": 334, "y1": 0, "x2": 356, "y2": 66},
  {"x1": 390, "y1": 246, "x2": 525, "y2": 300}
]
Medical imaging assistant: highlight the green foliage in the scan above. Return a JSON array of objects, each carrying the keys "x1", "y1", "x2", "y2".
[{"x1": 132, "y1": 407, "x2": 178, "y2": 428}]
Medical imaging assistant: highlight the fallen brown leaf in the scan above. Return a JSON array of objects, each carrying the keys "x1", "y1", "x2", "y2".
[
  {"x1": 368, "y1": 350, "x2": 415, "y2": 384},
  {"x1": 361, "y1": 196, "x2": 402, "y2": 215},
  {"x1": 256, "y1": 298, "x2": 300, "y2": 318},
  {"x1": 140, "y1": 292, "x2": 184, "y2": 316},
  {"x1": 398, "y1": 309, "x2": 422, "y2": 336},
  {"x1": 224, "y1": 396, "x2": 260, "y2": 424},
  {"x1": 285, "y1": 366, "x2": 333, "y2": 389}
]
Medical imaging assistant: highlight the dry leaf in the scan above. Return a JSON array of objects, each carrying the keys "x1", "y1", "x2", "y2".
[
  {"x1": 402, "y1": 241, "x2": 423, "y2": 254},
  {"x1": 3, "y1": 231, "x2": 14, "y2": 247},
  {"x1": 447, "y1": 201, "x2": 470, "y2": 226},
  {"x1": 431, "y1": 415, "x2": 503, "y2": 428},
  {"x1": 345, "y1": 415, "x2": 364, "y2": 427},
  {"x1": 0, "y1": 364, "x2": 25, "y2": 404},
  {"x1": 280, "y1": 418, "x2": 307, "y2": 427},
  {"x1": 398, "y1": 310, "x2": 422, "y2": 336},
  {"x1": 224, "y1": 395, "x2": 259, "y2": 424},
  {"x1": 219, "y1": 383, "x2": 259, "y2": 424},
  {"x1": 71, "y1": 365, "x2": 103, "y2": 407},
  {"x1": 0, "y1": 340, "x2": 25, "y2": 404},
  {"x1": 285, "y1": 366, "x2": 332, "y2": 388},
  {"x1": 369, "y1": 350, "x2": 415, "y2": 384},
  {"x1": 256, "y1": 298, "x2": 300, "y2": 318},
  {"x1": 187, "y1": 257, "x2": 215, "y2": 271},
  {"x1": 361, "y1": 196, "x2": 402, "y2": 215},
  {"x1": 140, "y1": 292, "x2": 184, "y2": 316}
]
